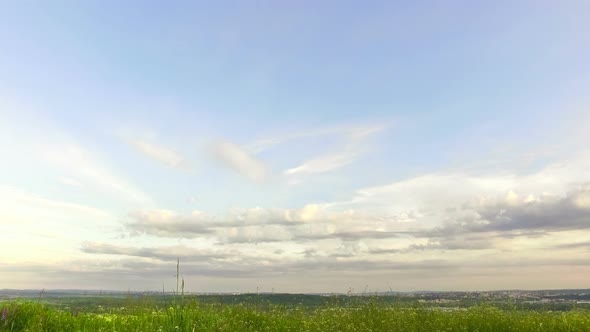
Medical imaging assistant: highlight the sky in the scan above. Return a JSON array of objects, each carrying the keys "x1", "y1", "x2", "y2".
[{"x1": 1, "y1": 1, "x2": 589, "y2": 293}]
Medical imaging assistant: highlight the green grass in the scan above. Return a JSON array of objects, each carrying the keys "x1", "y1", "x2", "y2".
[{"x1": 1, "y1": 299, "x2": 589, "y2": 331}]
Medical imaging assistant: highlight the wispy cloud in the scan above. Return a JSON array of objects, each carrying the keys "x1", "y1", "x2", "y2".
[
  {"x1": 43, "y1": 145, "x2": 152, "y2": 204},
  {"x1": 210, "y1": 140, "x2": 267, "y2": 181},
  {"x1": 247, "y1": 123, "x2": 390, "y2": 154},
  {"x1": 128, "y1": 139, "x2": 187, "y2": 169},
  {"x1": 58, "y1": 176, "x2": 83, "y2": 188},
  {"x1": 206, "y1": 123, "x2": 389, "y2": 182},
  {"x1": 282, "y1": 123, "x2": 388, "y2": 176},
  {"x1": 0, "y1": 101, "x2": 151, "y2": 205},
  {"x1": 284, "y1": 148, "x2": 360, "y2": 175},
  {"x1": 0, "y1": 185, "x2": 109, "y2": 218}
]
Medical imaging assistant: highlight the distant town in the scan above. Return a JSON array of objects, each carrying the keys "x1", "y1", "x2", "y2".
[{"x1": 2, "y1": 288, "x2": 589, "y2": 308}]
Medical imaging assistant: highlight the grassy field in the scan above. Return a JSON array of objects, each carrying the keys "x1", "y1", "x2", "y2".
[{"x1": 1, "y1": 297, "x2": 590, "y2": 332}]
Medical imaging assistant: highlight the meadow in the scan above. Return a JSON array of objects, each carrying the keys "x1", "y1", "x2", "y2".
[{"x1": 1, "y1": 295, "x2": 589, "y2": 332}]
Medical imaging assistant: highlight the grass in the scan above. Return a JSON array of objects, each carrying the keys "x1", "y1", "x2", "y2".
[
  {"x1": 1, "y1": 299, "x2": 590, "y2": 331},
  {"x1": 2, "y1": 262, "x2": 588, "y2": 331}
]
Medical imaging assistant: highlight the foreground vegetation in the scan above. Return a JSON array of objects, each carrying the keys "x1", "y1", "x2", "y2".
[{"x1": 1, "y1": 298, "x2": 590, "y2": 332}]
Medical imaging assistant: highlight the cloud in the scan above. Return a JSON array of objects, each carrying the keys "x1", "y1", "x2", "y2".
[
  {"x1": 216, "y1": 227, "x2": 411, "y2": 244},
  {"x1": 290, "y1": 230, "x2": 409, "y2": 242},
  {"x1": 125, "y1": 205, "x2": 320, "y2": 239},
  {"x1": 43, "y1": 145, "x2": 151, "y2": 204},
  {"x1": 124, "y1": 204, "x2": 416, "y2": 244},
  {"x1": 74, "y1": 149, "x2": 590, "y2": 290},
  {"x1": 370, "y1": 236, "x2": 493, "y2": 254},
  {"x1": 0, "y1": 185, "x2": 109, "y2": 218},
  {"x1": 429, "y1": 185, "x2": 590, "y2": 238},
  {"x1": 554, "y1": 240, "x2": 590, "y2": 250},
  {"x1": 124, "y1": 153, "x2": 590, "y2": 263},
  {"x1": 224, "y1": 205, "x2": 325, "y2": 226},
  {"x1": 282, "y1": 124, "x2": 387, "y2": 176},
  {"x1": 314, "y1": 154, "x2": 590, "y2": 254},
  {"x1": 128, "y1": 139, "x2": 187, "y2": 169},
  {"x1": 475, "y1": 186, "x2": 590, "y2": 232},
  {"x1": 210, "y1": 141, "x2": 267, "y2": 181},
  {"x1": 75, "y1": 245, "x2": 460, "y2": 278},
  {"x1": 284, "y1": 149, "x2": 360, "y2": 175},
  {"x1": 247, "y1": 123, "x2": 390, "y2": 154},
  {"x1": 219, "y1": 225, "x2": 293, "y2": 244},
  {"x1": 126, "y1": 209, "x2": 215, "y2": 238},
  {"x1": 0, "y1": 102, "x2": 151, "y2": 205},
  {"x1": 202, "y1": 122, "x2": 390, "y2": 183},
  {"x1": 81, "y1": 242, "x2": 229, "y2": 262}
]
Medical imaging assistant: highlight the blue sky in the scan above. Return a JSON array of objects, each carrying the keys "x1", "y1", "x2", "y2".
[{"x1": 1, "y1": 1, "x2": 590, "y2": 292}]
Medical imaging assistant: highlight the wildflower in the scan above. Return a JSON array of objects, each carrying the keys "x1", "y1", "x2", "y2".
[{"x1": 1, "y1": 308, "x2": 7, "y2": 321}]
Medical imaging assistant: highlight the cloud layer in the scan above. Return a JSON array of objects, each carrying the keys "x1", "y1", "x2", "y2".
[{"x1": 3, "y1": 99, "x2": 589, "y2": 292}]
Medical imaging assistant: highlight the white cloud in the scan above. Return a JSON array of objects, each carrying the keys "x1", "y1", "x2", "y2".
[
  {"x1": 246, "y1": 138, "x2": 283, "y2": 154},
  {"x1": 574, "y1": 189, "x2": 590, "y2": 208},
  {"x1": 128, "y1": 139, "x2": 187, "y2": 169},
  {"x1": 4, "y1": 94, "x2": 590, "y2": 291},
  {"x1": 350, "y1": 173, "x2": 516, "y2": 216},
  {"x1": 126, "y1": 205, "x2": 324, "y2": 239},
  {"x1": 281, "y1": 123, "x2": 387, "y2": 176},
  {"x1": 124, "y1": 203, "x2": 415, "y2": 245},
  {"x1": 349, "y1": 152, "x2": 590, "y2": 213},
  {"x1": 207, "y1": 122, "x2": 389, "y2": 181},
  {"x1": 284, "y1": 149, "x2": 360, "y2": 175},
  {"x1": 210, "y1": 141, "x2": 267, "y2": 181}
]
